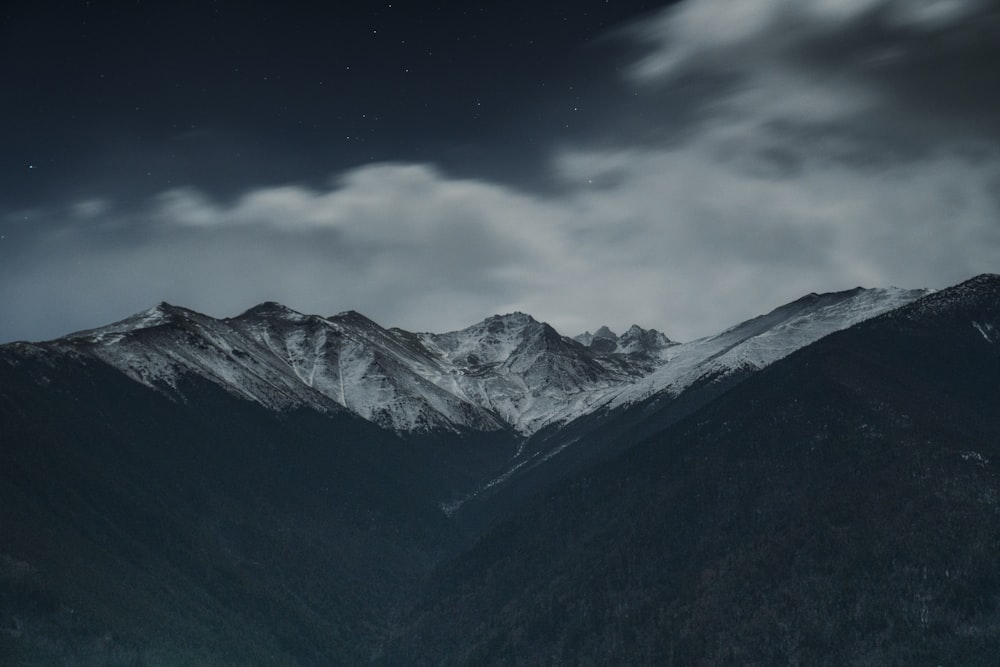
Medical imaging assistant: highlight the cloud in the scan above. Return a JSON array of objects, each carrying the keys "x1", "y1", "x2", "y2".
[
  {"x1": 151, "y1": 163, "x2": 576, "y2": 283},
  {"x1": 4, "y1": 133, "x2": 998, "y2": 346},
  {"x1": 0, "y1": 164, "x2": 585, "y2": 342},
  {"x1": 71, "y1": 199, "x2": 111, "y2": 219},
  {"x1": 2, "y1": 0, "x2": 998, "y2": 345},
  {"x1": 630, "y1": 0, "x2": 993, "y2": 81},
  {"x1": 592, "y1": 0, "x2": 1000, "y2": 315},
  {"x1": 626, "y1": 0, "x2": 1000, "y2": 138}
]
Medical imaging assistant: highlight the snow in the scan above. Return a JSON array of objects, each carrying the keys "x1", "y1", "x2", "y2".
[
  {"x1": 973, "y1": 321, "x2": 996, "y2": 343},
  {"x1": 21, "y1": 286, "x2": 929, "y2": 436},
  {"x1": 602, "y1": 287, "x2": 929, "y2": 411}
]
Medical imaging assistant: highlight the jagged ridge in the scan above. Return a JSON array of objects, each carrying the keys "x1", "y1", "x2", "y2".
[{"x1": 12, "y1": 284, "x2": 936, "y2": 435}]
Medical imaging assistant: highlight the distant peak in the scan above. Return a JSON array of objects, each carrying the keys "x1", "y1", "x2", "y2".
[
  {"x1": 328, "y1": 310, "x2": 381, "y2": 329},
  {"x1": 487, "y1": 312, "x2": 537, "y2": 323},
  {"x1": 624, "y1": 324, "x2": 651, "y2": 336},
  {"x1": 238, "y1": 301, "x2": 305, "y2": 320},
  {"x1": 593, "y1": 325, "x2": 617, "y2": 340},
  {"x1": 618, "y1": 324, "x2": 674, "y2": 354},
  {"x1": 331, "y1": 309, "x2": 367, "y2": 319},
  {"x1": 141, "y1": 302, "x2": 188, "y2": 318},
  {"x1": 141, "y1": 301, "x2": 195, "y2": 320},
  {"x1": 62, "y1": 302, "x2": 193, "y2": 340},
  {"x1": 965, "y1": 273, "x2": 1000, "y2": 287},
  {"x1": 479, "y1": 312, "x2": 539, "y2": 334}
]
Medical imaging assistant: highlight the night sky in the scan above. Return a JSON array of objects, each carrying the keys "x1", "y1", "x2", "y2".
[{"x1": 2, "y1": 0, "x2": 999, "y2": 343}]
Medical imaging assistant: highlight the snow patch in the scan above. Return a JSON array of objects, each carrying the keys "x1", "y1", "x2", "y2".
[
  {"x1": 961, "y1": 451, "x2": 990, "y2": 467},
  {"x1": 973, "y1": 321, "x2": 996, "y2": 343}
]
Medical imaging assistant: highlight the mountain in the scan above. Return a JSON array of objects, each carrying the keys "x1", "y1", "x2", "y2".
[
  {"x1": 50, "y1": 301, "x2": 505, "y2": 434},
  {"x1": 603, "y1": 285, "x2": 928, "y2": 410},
  {"x1": 3, "y1": 276, "x2": 985, "y2": 665},
  {"x1": 443, "y1": 285, "x2": 929, "y2": 527},
  {"x1": 36, "y1": 305, "x2": 677, "y2": 436},
  {"x1": 574, "y1": 324, "x2": 674, "y2": 357},
  {"x1": 384, "y1": 275, "x2": 1000, "y2": 665},
  {"x1": 417, "y1": 313, "x2": 669, "y2": 434},
  {"x1": 21, "y1": 286, "x2": 925, "y2": 444}
]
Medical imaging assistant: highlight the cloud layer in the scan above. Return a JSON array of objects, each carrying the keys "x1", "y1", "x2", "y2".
[{"x1": 2, "y1": 0, "x2": 998, "y2": 343}]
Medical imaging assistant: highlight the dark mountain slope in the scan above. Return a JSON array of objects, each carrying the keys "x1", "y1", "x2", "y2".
[
  {"x1": 387, "y1": 275, "x2": 1000, "y2": 665},
  {"x1": 0, "y1": 350, "x2": 468, "y2": 665},
  {"x1": 450, "y1": 366, "x2": 754, "y2": 533},
  {"x1": 451, "y1": 286, "x2": 925, "y2": 534}
]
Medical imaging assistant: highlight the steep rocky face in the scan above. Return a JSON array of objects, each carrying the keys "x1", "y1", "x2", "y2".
[
  {"x1": 419, "y1": 314, "x2": 646, "y2": 434},
  {"x1": 28, "y1": 308, "x2": 677, "y2": 436},
  {"x1": 574, "y1": 324, "x2": 674, "y2": 357},
  {"x1": 226, "y1": 305, "x2": 508, "y2": 433}
]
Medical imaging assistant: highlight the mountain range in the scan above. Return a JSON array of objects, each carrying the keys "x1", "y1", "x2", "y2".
[
  {"x1": 15, "y1": 284, "x2": 925, "y2": 437},
  {"x1": 1, "y1": 275, "x2": 997, "y2": 665}
]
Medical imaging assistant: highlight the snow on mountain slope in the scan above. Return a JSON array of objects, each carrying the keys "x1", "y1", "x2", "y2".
[
  {"x1": 604, "y1": 286, "x2": 930, "y2": 411},
  {"x1": 59, "y1": 303, "x2": 346, "y2": 413},
  {"x1": 57, "y1": 301, "x2": 509, "y2": 433},
  {"x1": 19, "y1": 285, "x2": 928, "y2": 436},
  {"x1": 417, "y1": 314, "x2": 669, "y2": 433},
  {"x1": 226, "y1": 304, "x2": 506, "y2": 432},
  {"x1": 436, "y1": 287, "x2": 931, "y2": 515}
]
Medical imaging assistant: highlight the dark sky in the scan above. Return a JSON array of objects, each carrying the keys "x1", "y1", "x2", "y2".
[
  {"x1": 2, "y1": 0, "x2": 999, "y2": 343},
  {"x1": 3, "y1": 1, "x2": 667, "y2": 205}
]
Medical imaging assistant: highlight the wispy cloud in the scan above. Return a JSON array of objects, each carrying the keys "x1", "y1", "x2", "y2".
[{"x1": 2, "y1": 0, "x2": 998, "y2": 344}]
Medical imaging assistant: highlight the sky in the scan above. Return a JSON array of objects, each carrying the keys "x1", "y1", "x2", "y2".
[{"x1": 2, "y1": 0, "x2": 999, "y2": 344}]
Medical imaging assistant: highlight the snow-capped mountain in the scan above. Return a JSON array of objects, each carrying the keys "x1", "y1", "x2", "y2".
[
  {"x1": 10, "y1": 286, "x2": 928, "y2": 436},
  {"x1": 430, "y1": 286, "x2": 930, "y2": 518},
  {"x1": 25, "y1": 304, "x2": 669, "y2": 434},
  {"x1": 575, "y1": 324, "x2": 675, "y2": 358},
  {"x1": 417, "y1": 313, "x2": 675, "y2": 433},
  {"x1": 599, "y1": 286, "x2": 929, "y2": 412}
]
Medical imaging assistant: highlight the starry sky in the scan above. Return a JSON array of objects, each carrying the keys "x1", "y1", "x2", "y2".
[{"x1": 2, "y1": 0, "x2": 999, "y2": 343}]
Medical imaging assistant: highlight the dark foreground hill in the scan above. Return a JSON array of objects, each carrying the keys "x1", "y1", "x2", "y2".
[
  {"x1": 0, "y1": 352, "x2": 512, "y2": 665},
  {"x1": 385, "y1": 275, "x2": 1000, "y2": 665}
]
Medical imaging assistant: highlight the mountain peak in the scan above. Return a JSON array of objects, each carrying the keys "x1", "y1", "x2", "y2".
[
  {"x1": 573, "y1": 324, "x2": 673, "y2": 356},
  {"x1": 135, "y1": 302, "x2": 184, "y2": 324},
  {"x1": 328, "y1": 310, "x2": 381, "y2": 329},
  {"x1": 593, "y1": 325, "x2": 617, "y2": 340},
  {"x1": 618, "y1": 325, "x2": 674, "y2": 355},
  {"x1": 127, "y1": 302, "x2": 185, "y2": 328},
  {"x1": 236, "y1": 301, "x2": 306, "y2": 321},
  {"x1": 64, "y1": 302, "x2": 191, "y2": 340},
  {"x1": 884, "y1": 273, "x2": 1000, "y2": 326},
  {"x1": 485, "y1": 311, "x2": 538, "y2": 326},
  {"x1": 586, "y1": 325, "x2": 619, "y2": 353},
  {"x1": 24, "y1": 276, "x2": 952, "y2": 437},
  {"x1": 952, "y1": 273, "x2": 1000, "y2": 296}
]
